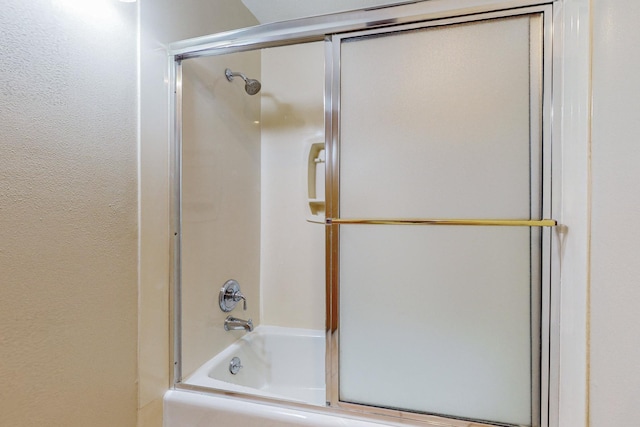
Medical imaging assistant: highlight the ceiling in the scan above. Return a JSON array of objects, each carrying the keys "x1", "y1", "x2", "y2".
[{"x1": 241, "y1": 0, "x2": 417, "y2": 24}]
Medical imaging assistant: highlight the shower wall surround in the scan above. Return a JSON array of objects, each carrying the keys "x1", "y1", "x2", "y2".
[
  {"x1": 181, "y1": 51, "x2": 261, "y2": 378},
  {"x1": 260, "y1": 42, "x2": 326, "y2": 330}
]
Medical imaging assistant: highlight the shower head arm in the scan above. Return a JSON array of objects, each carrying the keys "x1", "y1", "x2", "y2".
[
  {"x1": 224, "y1": 68, "x2": 261, "y2": 95},
  {"x1": 225, "y1": 68, "x2": 249, "y2": 83}
]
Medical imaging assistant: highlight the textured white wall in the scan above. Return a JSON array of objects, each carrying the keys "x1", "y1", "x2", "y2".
[
  {"x1": 0, "y1": 1, "x2": 138, "y2": 426},
  {"x1": 590, "y1": 0, "x2": 640, "y2": 425}
]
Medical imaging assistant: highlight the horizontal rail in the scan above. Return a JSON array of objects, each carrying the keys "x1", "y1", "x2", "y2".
[{"x1": 326, "y1": 218, "x2": 557, "y2": 227}]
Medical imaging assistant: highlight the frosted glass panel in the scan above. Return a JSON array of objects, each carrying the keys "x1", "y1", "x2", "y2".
[
  {"x1": 340, "y1": 15, "x2": 540, "y2": 219},
  {"x1": 337, "y1": 13, "x2": 544, "y2": 427},
  {"x1": 339, "y1": 226, "x2": 534, "y2": 425}
]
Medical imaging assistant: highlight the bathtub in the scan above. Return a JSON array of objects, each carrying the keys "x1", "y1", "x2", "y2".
[
  {"x1": 165, "y1": 325, "x2": 411, "y2": 427},
  {"x1": 163, "y1": 390, "x2": 415, "y2": 427},
  {"x1": 182, "y1": 325, "x2": 326, "y2": 405}
]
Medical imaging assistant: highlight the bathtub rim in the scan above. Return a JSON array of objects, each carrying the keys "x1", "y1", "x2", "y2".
[
  {"x1": 167, "y1": 385, "x2": 500, "y2": 427},
  {"x1": 173, "y1": 377, "x2": 503, "y2": 427},
  {"x1": 164, "y1": 388, "x2": 413, "y2": 427}
]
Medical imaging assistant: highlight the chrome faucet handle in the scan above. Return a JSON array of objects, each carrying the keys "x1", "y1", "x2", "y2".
[
  {"x1": 233, "y1": 292, "x2": 247, "y2": 311},
  {"x1": 219, "y1": 279, "x2": 248, "y2": 312}
]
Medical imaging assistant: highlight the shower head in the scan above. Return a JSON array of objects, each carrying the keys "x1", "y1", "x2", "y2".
[
  {"x1": 244, "y1": 78, "x2": 262, "y2": 96},
  {"x1": 225, "y1": 68, "x2": 262, "y2": 95}
]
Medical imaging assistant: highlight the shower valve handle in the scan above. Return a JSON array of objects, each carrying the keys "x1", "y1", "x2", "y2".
[
  {"x1": 219, "y1": 279, "x2": 247, "y2": 312},
  {"x1": 233, "y1": 292, "x2": 247, "y2": 311}
]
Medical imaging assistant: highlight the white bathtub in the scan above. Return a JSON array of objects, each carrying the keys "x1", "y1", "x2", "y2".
[
  {"x1": 165, "y1": 325, "x2": 411, "y2": 427},
  {"x1": 183, "y1": 325, "x2": 326, "y2": 405}
]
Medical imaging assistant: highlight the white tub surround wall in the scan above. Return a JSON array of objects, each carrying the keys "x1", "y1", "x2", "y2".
[
  {"x1": 180, "y1": 51, "x2": 261, "y2": 378},
  {"x1": 260, "y1": 42, "x2": 326, "y2": 330},
  {"x1": 0, "y1": 1, "x2": 137, "y2": 426},
  {"x1": 552, "y1": 1, "x2": 591, "y2": 426},
  {"x1": 590, "y1": 0, "x2": 640, "y2": 425},
  {"x1": 139, "y1": 1, "x2": 258, "y2": 426}
]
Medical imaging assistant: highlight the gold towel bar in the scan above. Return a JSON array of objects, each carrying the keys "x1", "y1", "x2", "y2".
[{"x1": 326, "y1": 218, "x2": 557, "y2": 227}]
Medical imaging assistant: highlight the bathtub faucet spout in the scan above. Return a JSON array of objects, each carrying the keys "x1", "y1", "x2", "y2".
[{"x1": 224, "y1": 315, "x2": 254, "y2": 332}]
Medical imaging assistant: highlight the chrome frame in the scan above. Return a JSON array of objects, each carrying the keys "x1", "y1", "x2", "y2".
[
  {"x1": 168, "y1": 0, "x2": 554, "y2": 60},
  {"x1": 168, "y1": 1, "x2": 559, "y2": 426},
  {"x1": 540, "y1": 9, "x2": 556, "y2": 427},
  {"x1": 529, "y1": 13, "x2": 543, "y2": 427},
  {"x1": 170, "y1": 58, "x2": 183, "y2": 386},
  {"x1": 324, "y1": 34, "x2": 340, "y2": 408}
]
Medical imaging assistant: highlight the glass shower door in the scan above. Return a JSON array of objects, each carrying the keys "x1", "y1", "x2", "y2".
[{"x1": 331, "y1": 10, "x2": 551, "y2": 427}]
